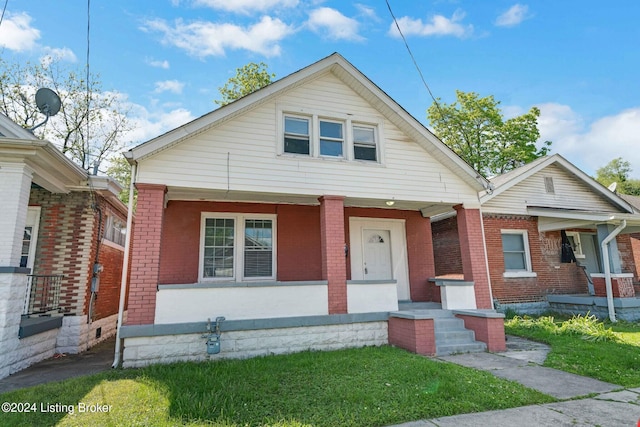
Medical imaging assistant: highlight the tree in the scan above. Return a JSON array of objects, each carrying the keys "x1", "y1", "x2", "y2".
[
  {"x1": 427, "y1": 90, "x2": 552, "y2": 177},
  {"x1": 0, "y1": 56, "x2": 131, "y2": 170},
  {"x1": 595, "y1": 157, "x2": 640, "y2": 195},
  {"x1": 105, "y1": 155, "x2": 133, "y2": 204},
  {"x1": 215, "y1": 62, "x2": 275, "y2": 106}
]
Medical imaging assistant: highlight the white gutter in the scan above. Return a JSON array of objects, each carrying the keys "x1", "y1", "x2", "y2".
[
  {"x1": 601, "y1": 220, "x2": 626, "y2": 323},
  {"x1": 112, "y1": 162, "x2": 137, "y2": 368}
]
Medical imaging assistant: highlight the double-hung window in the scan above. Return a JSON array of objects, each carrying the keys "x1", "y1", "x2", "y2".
[
  {"x1": 501, "y1": 230, "x2": 536, "y2": 277},
  {"x1": 284, "y1": 116, "x2": 310, "y2": 155},
  {"x1": 201, "y1": 214, "x2": 276, "y2": 281},
  {"x1": 353, "y1": 125, "x2": 377, "y2": 161},
  {"x1": 319, "y1": 120, "x2": 344, "y2": 157}
]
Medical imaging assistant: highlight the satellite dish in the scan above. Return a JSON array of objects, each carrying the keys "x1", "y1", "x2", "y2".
[
  {"x1": 29, "y1": 88, "x2": 61, "y2": 131},
  {"x1": 608, "y1": 182, "x2": 618, "y2": 193}
]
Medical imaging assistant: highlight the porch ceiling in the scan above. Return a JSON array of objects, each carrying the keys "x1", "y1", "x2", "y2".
[
  {"x1": 531, "y1": 206, "x2": 640, "y2": 233},
  {"x1": 165, "y1": 186, "x2": 456, "y2": 215}
]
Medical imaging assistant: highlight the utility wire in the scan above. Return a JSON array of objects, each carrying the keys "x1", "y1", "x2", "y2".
[
  {"x1": 85, "y1": 0, "x2": 92, "y2": 172},
  {"x1": 0, "y1": 0, "x2": 8, "y2": 28}
]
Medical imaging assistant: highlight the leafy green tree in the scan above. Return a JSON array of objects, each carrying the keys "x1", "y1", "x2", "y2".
[
  {"x1": 105, "y1": 155, "x2": 133, "y2": 204},
  {"x1": 427, "y1": 90, "x2": 551, "y2": 177},
  {"x1": 0, "y1": 57, "x2": 131, "y2": 170},
  {"x1": 215, "y1": 62, "x2": 275, "y2": 106},
  {"x1": 595, "y1": 157, "x2": 640, "y2": 195}
]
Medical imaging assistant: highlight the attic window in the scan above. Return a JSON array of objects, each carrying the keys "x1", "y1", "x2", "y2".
[{"x1": 544, "y1": 177, "x2": 555, "y2": 194}]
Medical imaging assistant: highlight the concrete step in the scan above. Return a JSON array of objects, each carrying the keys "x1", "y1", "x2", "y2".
[
  {"x1": 435, "y1": 329, "x2": 476, "y2": 342},
  {"x1": 436, "y1": 341, "x2": 487, "y2": 356}
]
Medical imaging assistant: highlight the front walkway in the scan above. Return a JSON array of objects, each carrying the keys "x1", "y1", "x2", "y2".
[{"x1": 391, "y1": 335, "x2": 640, "y2": 426}]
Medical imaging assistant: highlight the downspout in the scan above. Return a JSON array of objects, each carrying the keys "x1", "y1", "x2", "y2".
[
  {"x1": 112, "y1": 162, "x2": 137, "y2": 368},
  {"x1": 601, "y1": 220, "x2": 626, "y2": 323}
]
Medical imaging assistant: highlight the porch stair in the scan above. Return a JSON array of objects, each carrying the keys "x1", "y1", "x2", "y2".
[
  {"x1": 430, "y1": 310, "x2": 487, "y2": 356},
  {"x1": 391, "y1": 303, "x2": 487, "y2": 356}
]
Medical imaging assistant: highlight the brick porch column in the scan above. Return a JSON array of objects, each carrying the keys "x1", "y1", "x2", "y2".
[
  {"x1": 319, "y1": 196, "x2": 347, "y2": 314},
  {"x1": 127, "y1": 183, "x2": 166, "y2": 325},
  {"x1": 454, "y1": 205, "x2": 492, "y2": 309}
]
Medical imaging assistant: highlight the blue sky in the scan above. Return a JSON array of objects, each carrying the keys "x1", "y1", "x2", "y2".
[{"x1": 1, "y1": 0, "x2": 639, "y2": 177}]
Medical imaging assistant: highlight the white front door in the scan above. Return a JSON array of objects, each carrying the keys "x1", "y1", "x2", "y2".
[{"x1": 363, "y1": 229, "x2": 392, "y2": 280}]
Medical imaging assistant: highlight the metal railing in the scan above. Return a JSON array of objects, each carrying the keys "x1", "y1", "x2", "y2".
[{"x1": 23, "y1": 274, "x2": 64, "y2": 316}]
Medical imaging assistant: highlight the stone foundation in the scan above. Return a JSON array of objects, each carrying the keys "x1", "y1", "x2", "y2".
[{"x1": 122, "y1": 321, "x2": 388, "y2": 368}]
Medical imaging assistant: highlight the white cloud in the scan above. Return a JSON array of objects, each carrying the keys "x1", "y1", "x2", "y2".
[
  {"x1": 154, "y1": 80, "x2": 185, "y2": 94},
  {"x1": 537, "y1": 103, "x2": 640, "y2": 176},
  {"x1": 40, "y1": 47, "x2": 78, "y2": 66},
  {"x1": 307, "y1": 7, "x2": 363, "y2": 41},
  {"x1": 0, "y1": 12, "x2": 40, "y2": 51},
  {"x1": 123, "y1": 103, "x2": 196, "y2": 147},
  {"x1": 495, "y1": 4, "x2": 532, "y2": 27},
  {"x1": 355, "y1": 3, "x2": 380, "y2": 22},
  {"x1": 143, "y1": 16, "x2": 294, "y2": 57},
  {"x1": 193, "y1": 0, "x2": 298, "y2": 14},
  {"x1": 389, "y1": 9, "x2": 473, "y2": 39},
  {"x1": 147, "y1": 58, "x2": 170, "y2": 69}
]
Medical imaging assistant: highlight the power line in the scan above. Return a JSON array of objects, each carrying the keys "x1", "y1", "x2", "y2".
[{"x1": 0, "y1": 0, "x2": 9, "y2": 28}]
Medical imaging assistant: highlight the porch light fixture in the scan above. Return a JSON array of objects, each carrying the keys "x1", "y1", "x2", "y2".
[{"x1": 385, "y1": 200, "x2": 395, "y2": 206}]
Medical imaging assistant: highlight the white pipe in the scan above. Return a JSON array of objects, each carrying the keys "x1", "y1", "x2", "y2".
[
  {"x1": 112, "y1": 162, "x2": 137, "y2": 368},
  {"x1": 600, "y1": 220, "x2": 626, "y2": 323}
]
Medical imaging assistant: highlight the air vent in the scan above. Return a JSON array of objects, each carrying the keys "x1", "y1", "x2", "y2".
[{"x1": 544, "y1": 177, "x2": 555, "y2": 194}]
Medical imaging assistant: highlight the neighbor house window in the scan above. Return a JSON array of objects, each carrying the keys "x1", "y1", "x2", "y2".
[
  {"x1": 319, "y1": 120, "x2": 344, "y2": 157},
  {"x1": 201, "y1": 214, "x2": 276, "y2": 281},
  {"x1": 565, "y1": 232, "x2": 585, "y2": 259},
  {"x1": 353, "y1": 125, "x2": 377, "y2": 161},
  {"x1": 104, "y1": 215, "x2": 126, "y2": 247},
  {"x1": 284, "y1": 116, "x2": 310, "y2": 155},
  {"x1": 501, "y1": 230, "x2": 536, "y2": 277}
]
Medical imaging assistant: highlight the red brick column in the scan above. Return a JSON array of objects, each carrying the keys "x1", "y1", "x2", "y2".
[
  {"x1": 455, "y1": 313, "x2": 506, "y2": 352},
  {"x1": 388, "y1": 317, "x2": 436, "y2": 356},
  {"x1": 319, "y1": 196, "x2": 347, "y2": 314},
  {"x1": 127, "y1": 183, "x2": 166, "y2": 325},
  {"x1": 455, "y1": 205, "x2": 492, "y2": 309}
]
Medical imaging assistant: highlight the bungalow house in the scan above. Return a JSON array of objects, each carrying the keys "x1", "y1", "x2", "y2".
[
  {"x1": 119, "y1": 53, "x2": 507, "y2": 367},
  {"x1": 0, "y1": 112, "x2": 128, "y2": 379},
  {"x1": 432, "y1": 154, "x2": 640, "y2": 321}
]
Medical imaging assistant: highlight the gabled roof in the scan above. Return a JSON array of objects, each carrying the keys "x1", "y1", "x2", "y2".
[
  {"x1": 481, "y1": 153, "x2": 634, "y2": 213},
  {"x1": 126, "y1": 52, "x2": 490, "y2": 192},
  {"x1": 0, "y1": 113, "x2": 39, "y2": 140}
]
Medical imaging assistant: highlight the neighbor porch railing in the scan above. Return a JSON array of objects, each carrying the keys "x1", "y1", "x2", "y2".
[{"x1": 23, "y1": 274, "x2": 64, "y2": 315}]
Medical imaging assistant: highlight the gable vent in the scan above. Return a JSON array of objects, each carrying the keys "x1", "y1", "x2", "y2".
[{"x1": 544, "y1": 177, "x2": 555, "y2": 194}]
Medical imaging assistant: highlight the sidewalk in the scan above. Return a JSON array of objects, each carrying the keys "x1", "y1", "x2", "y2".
[
  {"x1": 392, "y1": 335, "x2": 640, "y2": 427},
  {"x1": 0, "y1": 337, "x2": 115, "y2": 394}
]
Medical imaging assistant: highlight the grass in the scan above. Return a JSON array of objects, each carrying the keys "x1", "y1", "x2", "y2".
[
  {"x1": 505, "y1": 314, "x2": 640, "y2": 387},
  {"x1": 0, "y1": 346, "x2": 554, "y2": 427}
]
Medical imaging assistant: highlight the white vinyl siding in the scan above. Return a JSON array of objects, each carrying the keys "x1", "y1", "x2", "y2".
[
  {"x1": 137, "y1": 73, "x2": 479, "y2": 205},
  {"x1": 484, "y1": 164, "x2": 621, "y2": 215},
  {"x1": 200, "y1": 214, "x2": 276, "y2": 282},
  {"x1": 501, "y1": 230, "x2": 536, "y2": 278}
]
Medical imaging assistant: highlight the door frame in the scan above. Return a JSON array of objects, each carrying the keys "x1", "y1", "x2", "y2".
[{"x1": 349, "y1": 217, "x2": 410, "y2": 300}]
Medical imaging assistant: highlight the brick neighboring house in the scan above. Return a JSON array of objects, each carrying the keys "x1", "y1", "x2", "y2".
[
  {"x1": 0, "y1": 112, "x2": 128, "y2": 379},
  {"x1": 432, "y1": 154, "x2": 640, "y2": 321},
  {"x1": 118, "y1": 53, "x2": 506, "y2": 367}
]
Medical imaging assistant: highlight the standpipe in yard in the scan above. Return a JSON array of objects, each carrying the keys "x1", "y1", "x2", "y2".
[
  {"x1": 601, "y1": 220, "x2": 626, "y2": 323},
  {"x1": 112, "y1": 162, "x2": 137, "y2": 368}
]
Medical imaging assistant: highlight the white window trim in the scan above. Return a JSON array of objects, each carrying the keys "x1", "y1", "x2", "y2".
[
  {"x1": 103, "y1": 214, "x2": 126, "y2": 249},
  {"x1": 565, "y1": 231, "x2": 586, "y2": 259},
  {"x1": 277, "y1": 104, "x2": 385, "y2": 164},
  {"x1": 501, "y1": 229, "x2": 536, "y2": 278},
  {"x1": 199, "y1": 213, "x2": 277, "y2": 282},
  {"x1": 318, "y1": 118, "x2": 345, "y2": 158}
]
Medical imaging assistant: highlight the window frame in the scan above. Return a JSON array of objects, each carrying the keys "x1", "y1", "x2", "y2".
[
  {"x1": 103, "y1": 214, "x2": 127, "y2": 248},
  {"x1": 565, "y1": 231, "x2": 586, "y2": 259},
  {"x1": 319, "y1": 118, "x2": 345, "y2": 158},
  {"x1": 199, "y1": 213, "x2": 277, "y2": 282},
  {"x1": 277, "y1": 104, "x2": 384, "y2": 164},
  {"x1": 352, "y1": 124, "x2": 378, "y2": 162},
  {"x1": 501, "y1": 229, "x2": 537, "y2": 278},
  {"x1": 283, "y1": 115, "x2": 311, "y2": 156}
]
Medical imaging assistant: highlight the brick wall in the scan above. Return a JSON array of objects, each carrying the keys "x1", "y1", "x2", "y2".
[
  {"x1": 432, "y1": 215, "x2": 462, "y2": 276},
  {"x1": 455, "y1": 207, "x2": 492, "y2": 309},
  {"x1": 127, "y1": 184, "x2": 166, "y2": 325},
  {"x1": 158, "y1": 201, "x2": 323, "y2": 284},
  {"x1": 483, "y1": 215, "x2": 589, "y2": 304},
  {"x1": 388, "y1": 317, "x2": 436, "y2": 356},
  {"x1": 320, "y1": 196, "x2": 347, "y2": 314}
]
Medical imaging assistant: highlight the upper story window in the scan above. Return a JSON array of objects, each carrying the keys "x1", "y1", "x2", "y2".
[
  {"x1": 319, "y1": 120, "x2": 344, "y2": 157},
  {"x1": 353, "y1": 125, "x2": 377, "y2": 161},
  {"x1": 284, "y1": 116, "x2": 310, "y2": 155},
  {"x1": 279, "y1": 106, "x2": 383, "y2": 164}
]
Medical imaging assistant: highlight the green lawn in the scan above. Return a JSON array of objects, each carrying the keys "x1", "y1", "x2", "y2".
[
  {"x1": 0, "y1": 346, "x2": 554, "y2": 427},
  {"x1": 505, "y1": 314, "x2": 640, "y2": 387}
]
